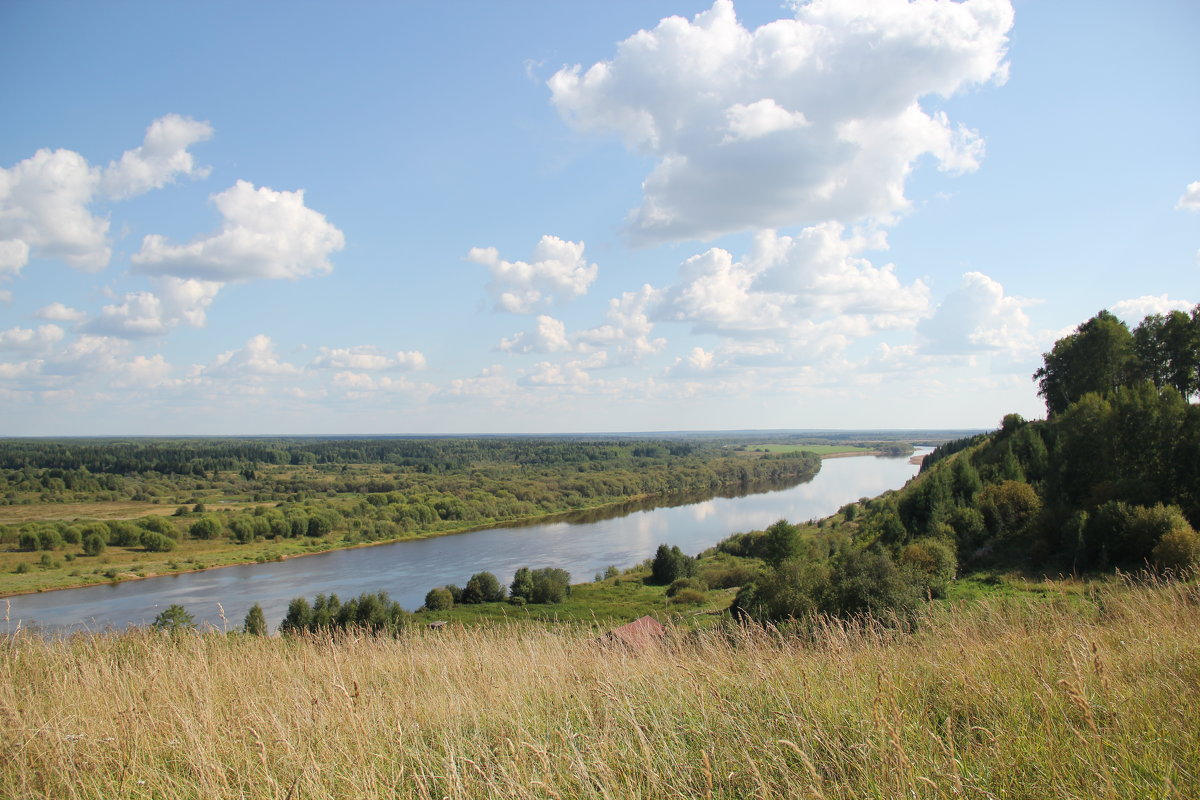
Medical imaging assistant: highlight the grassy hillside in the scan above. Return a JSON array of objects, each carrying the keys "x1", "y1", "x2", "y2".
[{"x1": 3, "y1": 574, "x2": 1196, "y2": 799}]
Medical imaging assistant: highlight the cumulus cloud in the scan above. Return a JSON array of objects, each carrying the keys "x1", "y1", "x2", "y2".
[
  {"x1": 310, "y1": 346, "x2": 427, "y2": 371},
  {"x1": 658, "y1": 224, "x2": 928, "y2": 356},
  {"x1": 86, "y1": 277, "x2": 222, "y2": 338},
  {"x1": 1110, "y1": 294, "x2": 1194, "y2": 323},
  {"x1": 0, "y1": 324, "x2": 65, "y2": 352},
  {"x1": 101, "y1": 114, "x2": 213, "y2": 200},
  {"x1": 132, "y1": 180, "x2": 345, "y2": 281},
  {"x1": 1176, "y1": 181, "x2": 1200, "y2": 211},
  {"x1": 917, "y1": 271, "x2": 1036, "y2": 355},
  {"x1": 549, "y1": 0, "x2": 1012, "y2": 242},
  {"x1": 0, "y1": 148, "x2": 108, "y2": 272},
  {"x1": 665, "y1": 346, "x2": 718, "y2": 378},
  {"x1": 35, "y1": 302, "x2": 86, "y2": 322},
  {"x1": 331, "y1": 371, "x2": 436, "y2": 400},
  {"x1": 467, "y1": 235, "x2": 597, "y2": 313},
  {"x1": 446, "y1": 365, "x2": 517, "y2": 398},
  {"x1": 575, "y1": 284, "x2": 666, "y2": 361},
  {"x1": 499, "y1": 315, "x2": 573, "y2": 354},
  {"x1": 206, "y1": 334, "x2": 300, "y2": 377},
  {"x1": 0, "y1": 115, "x2": 213, "y2": 279}
]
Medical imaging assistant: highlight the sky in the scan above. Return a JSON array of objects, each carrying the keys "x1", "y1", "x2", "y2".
[{"x1": 1, "y1": 0, "x2": 1197, "y2": 436}]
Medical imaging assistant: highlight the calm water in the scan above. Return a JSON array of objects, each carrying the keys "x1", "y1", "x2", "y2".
[{"x1": 3, "y1": 451, "x2": 925, "y2": 633}]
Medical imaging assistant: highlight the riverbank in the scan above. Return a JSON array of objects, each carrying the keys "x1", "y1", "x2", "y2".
[{"x1": 0, "y1": 473, "x2": 831, "y2": 600}]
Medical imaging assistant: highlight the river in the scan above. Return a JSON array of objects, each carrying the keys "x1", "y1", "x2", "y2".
[{"x1": 3, "y1": 450, "x2": 926, "y2": 633}]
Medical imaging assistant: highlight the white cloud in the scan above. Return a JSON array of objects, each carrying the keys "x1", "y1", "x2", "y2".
[
  {"x1": 723, "y1": 99, "x2": 810, "y2": 143},
  {"x1": 35, "y1": 302, "x2": 86, "y2": 322},
  {"x1": 446, "y1": 365, "x2": 517, "y2": 398},
  {"x1": 1110, "y1": 294, "x2": 1194, "y2": 323},
  {"x1": 331, "y1": 371, "x2": 436, "y2": 400},
  {"x1": 206, "y1": 334, "x2": 300, "y2": 377},
  {"x1": 132, "y1": 180, "x2": 345, "y2": 281},
  {"x1": 467, "y1": 235, "x2": 598, "y2": 313},
  {"x1": 549, "y1": 0, "x2": 1012, "y2": 242},
  {"x1": 44, "y1": 335, "x2": 130, "y2": 376},
  {"x1": 311, "y1": 346, "x2": 427, "y2": 371},
  {"x1": 749, "y1": 224, "x2": 929, "y2": 318},
  {"x1": 114, "y1": 354, "x2": 175, "y2": 389},
  {"x1": 0, "y1": 325, "x2": 64, "y2": 352},
  {"x1": 101, "y1": 114, "x2": 213, "y2": 200},
  {"x1": 86, "y1": 277, "x2": 222, "y2": 338},
  {"x1": 917, "y1": 271, "x2": 1036, "y2": 355},
  {"x1": 658, "y1": 225, "x2": 927, "y2": 358},
  {"x1": 499, "y1": 315, "x2": 573, "y2": 354},
  {"x1": 0, "y1": 115, "x2": 213, "y2": 280},
  {"x1": 575, "y1": 284, "x2": 666, "y2": 361},
  {"x1": 0, "y1": 240, "x2": 31, "y2": 277},
  {"x1": 665, "y1": 346, "x2": 718, "y2": 378},
  {"x1": 0, "y1": 148, "x2": 108, "y2": 272},
  {"x1": 1176, "y1": 180, "x2": 1200, "y2": 211}
]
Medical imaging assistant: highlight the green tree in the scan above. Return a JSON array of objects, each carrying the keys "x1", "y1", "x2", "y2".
[
  {"x1": 762, "y1": 519, "x2": 801, "y2": 567},
  {"x1": 650, "y1": 544, "x2": 695, "y2": 584},
  {"x1": 152, "y1": 604, "x2": 195, "y2": 632},
  {"x1": 82, "y1": 533, "x2": 106, "y2": 557},
  {"x1": 509, "y1": 567, "x2": 534, "y2": 601},
  {"x1": 462, "y1": 571, "x2": 504, "y2": 604},
  {"x1": 189, "y1": 515, "x2": 222, "y2": 540},
  {"x1": 529, "y1": 567, "x2": 571, "y2": 603},
  {"x1": 424, "y1": 587, "x2": 454, "y2": 611},
  {"x1": 1035, "y1": 310, "x2": 1136, "y2": 416},
  {"x1": 140, "y1": 531, "x2": 176, "y2": 552},
  {"x1": 243, "y1": 603, "x2": 268, "y2": 636}
]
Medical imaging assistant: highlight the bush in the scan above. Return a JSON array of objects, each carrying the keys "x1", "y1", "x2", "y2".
[
  {"x1": 529, "y1": 568, "x2": 571, "y2": 604},
  {"x1": 82, "y1": 533, "x2": 106, "y2": 557},
  {"x1": 1152, "y1": 528, "x2": 1200, "y2": 572},
  {"x1": 669, "y1": 588, "x2": 707, "y2": 605},
  {"x1": 424, "y1": 587, "x2": 454, "y2": 611},
  {"x1": 698, "y1": 561, "x2": 763, "y2": 590},
  {"x1": 140, "y1": 531, "x2": 176, "y2": 552},
  {"x1": 899, "y1": 538, "x2": 958, "y2": 597},
  {"x1": 665, "y1": 577, "x2": 707, "y2": 598},
  {"x1": 650, "y1": 544, "x2": 695, "y2": 585},
  {"x1": 152, "y1": 604, "x2": 196, "y2": 633},
  {"x1": 462, "y1": 571, "x2": 505, "y2": 604}
]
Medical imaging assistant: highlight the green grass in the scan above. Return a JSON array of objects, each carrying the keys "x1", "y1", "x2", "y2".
[
  {"x1": 413, "y1": 573, "x2": 734, "y2": 628},
  {"x1": 747, "y1": 443, "x2": 873, "y2": 455}
]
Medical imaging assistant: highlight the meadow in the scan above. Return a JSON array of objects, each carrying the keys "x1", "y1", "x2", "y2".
[{"x1": 3, "y1": 573, "x2": 1196, "y2": 799}]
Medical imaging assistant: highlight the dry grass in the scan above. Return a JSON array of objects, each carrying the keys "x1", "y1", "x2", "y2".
[{"x1": 2, "y1": 576, "x2": 1198, "y2": 799}]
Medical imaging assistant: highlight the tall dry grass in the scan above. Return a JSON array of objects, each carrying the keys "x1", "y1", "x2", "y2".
[{"x1": 3, "y1": 577, "x2": 1198, "y2": 799}]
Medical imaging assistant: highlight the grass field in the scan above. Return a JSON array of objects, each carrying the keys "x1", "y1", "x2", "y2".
[{"x1": 4, "y1": 574, "x2": 1196, "y2": 799}]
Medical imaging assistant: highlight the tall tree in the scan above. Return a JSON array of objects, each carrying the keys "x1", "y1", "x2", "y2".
[{"x1": 1034, "y1": 310, "x2": 1136, "y2": 416}]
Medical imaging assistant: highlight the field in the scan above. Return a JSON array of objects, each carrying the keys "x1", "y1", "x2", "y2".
[{"x1": 3, "y1": 574, "x2": 1196, "y2": 799}]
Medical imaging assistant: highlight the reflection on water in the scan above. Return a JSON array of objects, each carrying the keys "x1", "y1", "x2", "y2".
[{"x1": 4, "y1": 450, "x2": 925, "y2": 634}]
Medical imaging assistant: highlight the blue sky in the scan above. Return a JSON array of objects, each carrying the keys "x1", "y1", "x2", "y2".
[{"x1": 1, "y1": 0, "x2": 1196, "y2": 435}]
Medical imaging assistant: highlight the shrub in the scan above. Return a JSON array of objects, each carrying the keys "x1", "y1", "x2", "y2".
[
  {"x1": 140, "y1": 531, "x2": 176, "y2": 552},
  {"x1": 669, "y1": 588, "x2": 707, "y2": 605},
  {"x1": 82, "y1": 533, "x2": 106, "y2": 557},
  {"x1": 243, "y1": 603, "x2": 268, "y2": 636},
  {"x1": 650, "y1": 544, "x2": 695, "y2": 585},
  {"x1": 424, "y1": 587, "x2": 454, "y2": 611},
  {"x1": 899, "y1": 538, "x2": 958, "y2": 597},
  {"x1": 462, "y1": 571, "x2": 505, "y2": 604},
  {"x1": 1152, "y1": 528, "x2": 1200, "y2": 572},
  {"x1": 666, "y1": 577, "x2": 707, "y2": 598},
  {"x1": 152, "y1": 604, "x2": 195, "y2": 633}
]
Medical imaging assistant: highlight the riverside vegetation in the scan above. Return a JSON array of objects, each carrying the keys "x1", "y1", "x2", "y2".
[
  {"x1": 3, "y1": 306, "x2": 1200, "y2": 797},
  {"x1": 0, "y1": 437, "x2": 826, "y2": 595}
]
